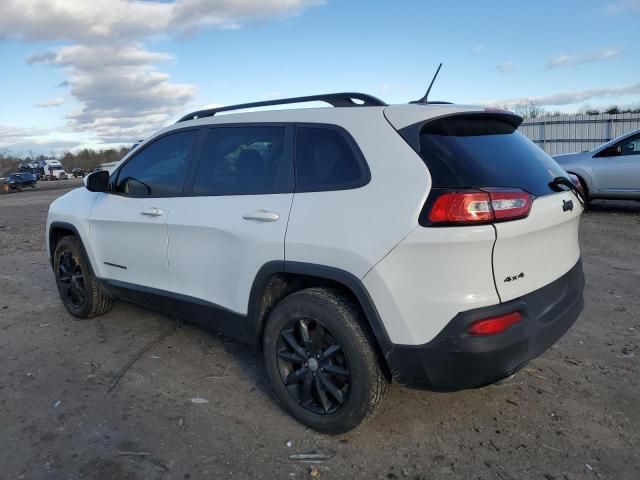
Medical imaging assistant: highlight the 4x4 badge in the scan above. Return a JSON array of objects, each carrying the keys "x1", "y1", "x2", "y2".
[
  {"x1": 504, "y1": 272, "x2": 525, "y2": 283},
  {"x1": 563, "y1": 199, "x2": 574, "y2": 212}
]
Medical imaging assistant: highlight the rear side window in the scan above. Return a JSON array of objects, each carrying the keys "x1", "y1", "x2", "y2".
[
  {"x1": 295, "y1": 127, "x2": 368, "y2": 192},
  {"x1": 192, "y1": 126, "x2": 293, "y2": 195},
  {"x1": 416, "y1": 115, "x2": 567, "y2": 197},
  {"x1": 116, "y1": 129, "x2": 198, "y2": 197}
]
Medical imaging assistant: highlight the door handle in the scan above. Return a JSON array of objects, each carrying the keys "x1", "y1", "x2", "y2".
[
  {"x1": 242, "y1": 210, "x2": 280, "y2": 222},
  {"x1": 140, "y1": 207, "x2": 165, "y2": 217}
]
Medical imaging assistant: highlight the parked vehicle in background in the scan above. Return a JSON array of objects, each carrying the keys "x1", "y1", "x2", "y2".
[
  {"x1": 554, "y1": 129, "x2": 640, "y2": 201},
  {"x1": 1, "y1": 173, "x2": 36, "y2": 193},
  {"x1": 42, "y1": 159, "x2": 68, "y2": 181},
  {"x1": 18, "y1": 163, "x2": 42, "y2": 181},
  {"x1": 46, "y1": 93, "x2": 585, "y2": 433},
  {"x1": 16, "y1": 172, "x2": 37, "y2": 188},
  {"x1": 72, "y1": 167, "x2": 85, "y2": 178}
]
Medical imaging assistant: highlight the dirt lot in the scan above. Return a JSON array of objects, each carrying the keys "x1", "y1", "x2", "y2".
[{"x1": 0, "y1": 179, "x2": 638, "y2": 480}]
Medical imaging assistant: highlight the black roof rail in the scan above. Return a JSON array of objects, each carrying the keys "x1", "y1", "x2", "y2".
[
  {"x1": 408, "y1": 100, "x2": 453, "y2": 105},
  {"x1": 176, "y1": 92, "x2": 387, "y2": 123}
]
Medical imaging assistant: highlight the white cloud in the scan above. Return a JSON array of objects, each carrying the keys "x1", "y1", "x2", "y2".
[
  {"x1": 35, "y1": 97, "x2": 65, "y2": 108},
  {"x1": 0, "y1": 0, "x2": 323, "y2": 42},
  {"x1": 28, "y1": 44, "x2": 174, "y2": 70},
  {"x1": 3, "y1": 0, "x2": 322, "y2": 145},
  {"x1": 27, "y1": 43, "x2": 194, "y2": 142},
  {"x1": 471, "y1": 44, "x2": 485, "y2": 54},
  {"x1": 496, "y1": 61, "x2": 514, "y2": 73},
  {"x1": 483, "y1": 82, "x2": 640, "y2": 107},
  {"x1": 605, "y1": 0, "x2": 640, "y2": 13},
  {"x1": 0, "y1": 125, "x2": 80, "y2": 155},
  {"x1": 547, "y1": 47, "x2": 620, "y2": 69}
]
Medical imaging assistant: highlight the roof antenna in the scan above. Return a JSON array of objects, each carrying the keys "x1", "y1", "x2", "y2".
[{"x1": 411, "y1": 63, "x2": 443, "y2": 104}]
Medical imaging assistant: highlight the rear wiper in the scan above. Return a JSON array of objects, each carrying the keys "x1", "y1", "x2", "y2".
[{"x1": 549, "y1": 176, "x2": 587, "y2": 211}]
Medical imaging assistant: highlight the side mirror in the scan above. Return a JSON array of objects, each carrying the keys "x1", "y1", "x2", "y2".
[{"x1": 85, "y1": 170, "x2": 109, "y2": 192}]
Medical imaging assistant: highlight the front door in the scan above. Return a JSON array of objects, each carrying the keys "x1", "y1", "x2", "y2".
[
  {"x1": 593, "y1": 132, "x2": 640, "y2": 193},
  {"x1": 89, "y1": 128, "x2": 201, "y2": 306}
]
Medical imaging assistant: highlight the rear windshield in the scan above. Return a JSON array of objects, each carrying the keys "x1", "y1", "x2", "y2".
[{"x1": 416, "y1": 115, "x2": 566, "y2": 197}]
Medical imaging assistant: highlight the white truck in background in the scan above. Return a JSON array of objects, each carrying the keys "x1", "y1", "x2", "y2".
[{"x1": 42, "y1": 159, "x2": 68, "y2": 180}]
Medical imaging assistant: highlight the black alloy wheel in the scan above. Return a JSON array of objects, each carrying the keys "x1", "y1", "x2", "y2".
[
  {"x1": 276, "y1": 317, "x2": 351, "y2": 415},
  {"x1": 57, "y1": 251, "x2": 86, "y2": 309},
  {"x1": 263, "y1": 287, "x2": 388, "y2": 433},
  {"x1": 53, "y1": 235, "x2": 112, "y2": 319}
]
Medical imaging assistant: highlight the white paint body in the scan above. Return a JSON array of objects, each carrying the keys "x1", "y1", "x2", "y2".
[{"x1": 47, "y1": 102, "x2": 582, "y2": 346}]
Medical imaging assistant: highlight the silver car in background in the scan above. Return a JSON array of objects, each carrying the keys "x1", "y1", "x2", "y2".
[{"x1": 554, "y1": 129, "x2": 640, "y2": 201}]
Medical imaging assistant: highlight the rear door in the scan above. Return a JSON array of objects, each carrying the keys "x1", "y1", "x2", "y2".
[
  {"x1": 167, "y1": 125, "x2": 294, "y2": 336},
  {"x1": 412, "y1": 113, "x2": 583, "y2": 302}
]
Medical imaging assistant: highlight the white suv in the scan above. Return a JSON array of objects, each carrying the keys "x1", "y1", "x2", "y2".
[{"x1": 46, "y1": 93, "x2": 585, "y2": 433}]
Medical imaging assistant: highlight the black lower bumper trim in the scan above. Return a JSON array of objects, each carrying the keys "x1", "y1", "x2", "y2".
[{"x1": 386, "y1": 258, "x2": 585, "y2": 391}]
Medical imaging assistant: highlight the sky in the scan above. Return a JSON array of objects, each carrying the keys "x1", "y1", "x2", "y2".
[{"x1": 1, "y1": 0, "x2": 639, "y2": 155}]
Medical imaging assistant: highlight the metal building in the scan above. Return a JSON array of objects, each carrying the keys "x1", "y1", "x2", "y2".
[{"x1": 519, "y1": 113, "x2": 640, "y2": 155}]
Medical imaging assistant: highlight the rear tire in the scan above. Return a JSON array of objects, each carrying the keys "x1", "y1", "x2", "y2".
[
  {"x1": 262, "y1": 287, "x2": 388, "y2": 434},
  {"x1": 53, "y1": 235, "x2": 112, "y2": 319}
]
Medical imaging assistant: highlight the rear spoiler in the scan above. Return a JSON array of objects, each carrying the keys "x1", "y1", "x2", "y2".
[{"x1": 396, "y1": 111, "x2": 523, "y2": 153}]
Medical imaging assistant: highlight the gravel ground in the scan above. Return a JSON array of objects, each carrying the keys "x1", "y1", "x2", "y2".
[{"x1": 0, "y1": 180, "x2": 638, "y2": 480}]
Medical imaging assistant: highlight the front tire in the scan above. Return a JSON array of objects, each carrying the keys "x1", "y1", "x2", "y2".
[
  {"x1": 263, "y1": 288, "x2": 388, "y2": 433},
  {"x1": 574, "y1": 175, "x2": 591, "y2": 204},
  {"x1": 53, "y1": 236, "x2": 112, "y2": 319}
]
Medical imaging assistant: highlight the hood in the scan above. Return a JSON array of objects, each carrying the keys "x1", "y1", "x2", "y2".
[{"x1": 553, "y1": 151, "x2": 591, "y2": 163}]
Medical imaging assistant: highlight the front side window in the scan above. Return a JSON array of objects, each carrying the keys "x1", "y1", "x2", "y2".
[
  {"x1": 617, "y1": 133, "x2": 640, "y2": 156},
  {"x1": 115, "y1": 129, "x2": 198, "y2": 197},
  {"x1": 295, "y1": 127, "x2": 368, "y2": 192},
  {"x1": 192, "y1": 126, "x2": 292, "y2": 195}
]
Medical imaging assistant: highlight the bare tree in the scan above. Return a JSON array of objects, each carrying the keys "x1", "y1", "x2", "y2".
[{"x1": 512, "y1": 99, "x2": 545, "y2": 119}]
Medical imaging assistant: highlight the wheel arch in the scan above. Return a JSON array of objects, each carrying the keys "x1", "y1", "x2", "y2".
[
  {"x1": 565, "y1": 167, "x2": 593, "y2": 198},
  {"x1": 247, "y1": 261, "x2": 393, "y2": 372},
  {"x1": 48, "y1": 222, "x2": 94, "y2": 274}
]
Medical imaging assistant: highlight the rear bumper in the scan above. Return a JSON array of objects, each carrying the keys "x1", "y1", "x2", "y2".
[{"x1": 386, "y1": 258, "x2": 584, "y2": 391}]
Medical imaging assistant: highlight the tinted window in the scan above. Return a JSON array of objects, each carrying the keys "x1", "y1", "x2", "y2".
[
  {"x1": 193, "y1": 127, "x2": 292, "y2": 195},
  {"x1": 295, "y1": 127, "x2": 367, "y2": 191},
  {"x1": 116, "y1": 129, "x2": 198, "y2": 196},
  {"x1": 617, "y1": 133, "x2": 640, "y2": 156},
  {"x1": 417, "y1": 116, "x2": 567, "y2": 196}
]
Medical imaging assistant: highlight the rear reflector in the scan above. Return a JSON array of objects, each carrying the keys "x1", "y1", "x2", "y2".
[
  {"x1": 468, "y1": 311, "x2": 522, "y2": 336},
  {"x1": 428, "y1": 189, "x2": 532, "y2": 225}
]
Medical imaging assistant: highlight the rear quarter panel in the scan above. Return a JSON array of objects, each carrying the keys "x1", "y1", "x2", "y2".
[{"x1": 284, "y1": 108, "x2": 430, "y2": 278}]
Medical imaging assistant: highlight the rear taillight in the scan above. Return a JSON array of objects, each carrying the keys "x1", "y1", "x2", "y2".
[
  {"x1": 568, "y1": 174, "x2": 583, "y2": 195},
  {"x1": 428, "y1": 192, "x2": 493, "y2": 224},
  {"x1": 468, "y1": 311, "x2": 522, "y2": 336},
  {"x1": 427, "y1": 189, "x2": 532, "y2": 225}
]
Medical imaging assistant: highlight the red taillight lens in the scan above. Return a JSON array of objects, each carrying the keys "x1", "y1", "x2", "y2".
[
  {"x1": 468, "y1": 311, "x2": 522, "y2": 336},
  {"x1": 428, "y1": 192, "x2": 493, "y2": 223},
  {"x1": 427, "y1": 190, "x2": 532, "y2": 225},
  {"x1": 488, "y1": 190, "x2": 532, "y2": 221}
]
